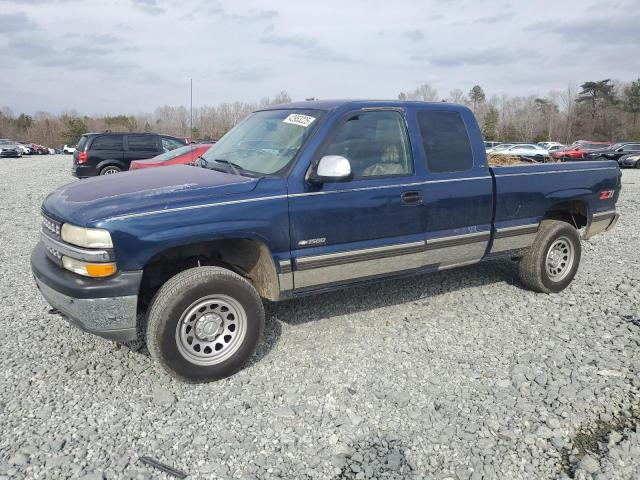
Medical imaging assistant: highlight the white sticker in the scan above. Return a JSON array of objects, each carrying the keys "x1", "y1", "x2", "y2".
[{"x1": 283, "y1": 114, "x2": 316, "y2": 128}]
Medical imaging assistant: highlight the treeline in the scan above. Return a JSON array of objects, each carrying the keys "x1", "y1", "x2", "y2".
[
  {"x1": 398, "y1": 78, "x2": 640, "y2": 143},
  {"x1": 1, "y1": 80, "x2": 639, "y2": 148},
  {"x1": 0, "y1": 91, "x2": 292, "y2": 148}
]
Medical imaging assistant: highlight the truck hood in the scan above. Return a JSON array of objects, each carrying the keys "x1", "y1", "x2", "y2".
[{"x1": 43, "y1": 165, "x2": 259, "y2": 225}]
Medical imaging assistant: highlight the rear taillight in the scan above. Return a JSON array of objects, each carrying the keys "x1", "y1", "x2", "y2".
[{"x1": 78, "y1": 151, "x2": 88, "y2": 164}]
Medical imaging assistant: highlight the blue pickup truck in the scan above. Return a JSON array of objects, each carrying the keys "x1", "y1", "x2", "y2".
[{"x1": 32, "y1": 100, "x2": 620, "y2": 382}]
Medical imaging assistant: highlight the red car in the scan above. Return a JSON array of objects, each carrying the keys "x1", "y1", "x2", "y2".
[
  {"x1": 27, "y1": 143, "x2": 49, "y2": 155},
  {"x1": 129, "y1": 144, "x2": 213, "y2": 170},
  {"x1": 551, "y1": 141, "x2": 612, "y2": 161}
]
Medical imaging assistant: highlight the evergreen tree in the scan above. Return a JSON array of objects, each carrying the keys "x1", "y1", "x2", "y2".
[{"x1": 469, "y1": 85, "x2": 486, "y2": 111}]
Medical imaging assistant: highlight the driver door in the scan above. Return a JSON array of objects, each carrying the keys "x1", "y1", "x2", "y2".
[{"x1": 287, "y1": 109, "x2": 425, "y2": 290}]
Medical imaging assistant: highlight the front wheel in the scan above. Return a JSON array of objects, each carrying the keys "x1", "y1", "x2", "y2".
[
  {"x1": 635, "y1": 160, "x2": 640, "y2": 169},
  {"x1": 146, "y1": 267, "x2": 264, "y2": 382},
  {"x1": 518, "y1": 219, "x2": 581, "y2": 293}
]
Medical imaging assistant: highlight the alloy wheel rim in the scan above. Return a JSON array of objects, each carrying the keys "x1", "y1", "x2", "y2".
[
  {"x1": 175, "y1": 295, "x2": 247, "y2": 366},
  {"x1": 545, "y1": 237, "x2": 574, "y2": 282}
]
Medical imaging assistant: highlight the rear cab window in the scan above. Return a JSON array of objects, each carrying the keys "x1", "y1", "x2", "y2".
[{"x1": 416, "y1": 110, "x2": 473, "y2": 173}]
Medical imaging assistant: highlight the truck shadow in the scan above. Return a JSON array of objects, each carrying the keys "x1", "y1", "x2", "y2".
[{"x1": 252, "y1": 258, "x2": 520, "y2": 363}]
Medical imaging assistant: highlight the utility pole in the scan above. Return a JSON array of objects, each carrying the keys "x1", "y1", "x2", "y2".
[{"x1": 190, "y1": 78, "x2": 193, "y2": 141}]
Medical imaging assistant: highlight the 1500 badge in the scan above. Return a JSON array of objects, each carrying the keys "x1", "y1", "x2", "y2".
[{"x1": 298, "y1": 238, "x2": 326, "y2": 247}]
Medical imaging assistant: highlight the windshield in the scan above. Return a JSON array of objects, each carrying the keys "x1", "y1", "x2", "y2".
[
  {"x1": 493, "y1": 144, "x2": 513, "y2": 151},
  {"x1": 200, "y1": 109, "x2": 324, "y2": 176},
  {"x1": 153, "y1": 144, "x2": 203, "y2": 162}
]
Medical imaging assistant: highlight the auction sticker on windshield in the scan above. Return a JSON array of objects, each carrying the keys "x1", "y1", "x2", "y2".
[{"x1": 283, "y1": 114, "x2": 316, "y2": 128}]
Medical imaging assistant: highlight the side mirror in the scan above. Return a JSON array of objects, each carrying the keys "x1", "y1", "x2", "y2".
[{"x1": 308, "y1": 155, "x2": 353, "y2": 184}]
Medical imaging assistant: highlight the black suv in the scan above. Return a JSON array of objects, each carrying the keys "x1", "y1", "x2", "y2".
[{"x1": 72, "y1": 132, "x2": 187, "y2": 178}]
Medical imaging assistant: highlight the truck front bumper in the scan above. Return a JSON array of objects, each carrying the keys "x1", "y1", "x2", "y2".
[{"x1": 31, "y1": 243, "x2": 142, "y2": 342}]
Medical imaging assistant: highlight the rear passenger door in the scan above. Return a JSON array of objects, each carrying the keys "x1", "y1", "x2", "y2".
[
  {"x1": 124, "y1": 135, "x2": 161, "y2": 168},
  {"x1": 89, "y1": 134, "x2": 124, "y2": 167},
  {"x1": 412, "y1": 108, "x2": 494, "y2": 268}
]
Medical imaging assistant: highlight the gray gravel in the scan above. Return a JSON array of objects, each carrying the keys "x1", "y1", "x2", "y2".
[{"x1": 0, "y1": 155, "x2": 639, "y2": 480}]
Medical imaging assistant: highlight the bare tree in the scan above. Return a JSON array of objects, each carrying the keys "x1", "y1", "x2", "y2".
[{"x1": 398, "y1": 84, "x2": 439, "y2": 102}]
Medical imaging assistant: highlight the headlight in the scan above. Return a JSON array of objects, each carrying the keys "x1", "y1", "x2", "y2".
[
  {"x1": 61, "y1": 224, "x2": 113, "y2": 248},
  {"x1": 62, "y1": 256, "x2": 117, "y2": 278}
]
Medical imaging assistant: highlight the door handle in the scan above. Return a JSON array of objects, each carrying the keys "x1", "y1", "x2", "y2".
[{"x1": 401, "y1": 190, "x2": 423, "y2": 205}]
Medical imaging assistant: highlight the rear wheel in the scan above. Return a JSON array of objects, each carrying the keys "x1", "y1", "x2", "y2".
[
  {"x1": 635, "y1": 160, "x2": 640, "y2": 169},
  {"x1": 100, "y1": 165, "x2": 122, "y2": 175},
  {"x1": 146, "y1": 266, "x2": 264, "y2": 382},
  {"x1": 518, "y1": 219, "x2": 581, "y2": 293}
]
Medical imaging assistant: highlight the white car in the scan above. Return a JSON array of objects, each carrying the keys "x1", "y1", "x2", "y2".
[
  {"x1": 486, "y1": 143, "x2": 515, "y2": 154},
  {"x1": 548, "y1": 145, "x2": 565, "y2": 154},
  {"x1": 16, "y1": 144, "x2": 31, "y2": 154},
  {"x1": 537, "y1": 141, "x2": 564, "y2": 149},
  {"x1": 63, "y1": 144, "x2": 76, "y2": 154},
  {"x1": 493, "y1": 144, "x2": 548, "y2": 158}
]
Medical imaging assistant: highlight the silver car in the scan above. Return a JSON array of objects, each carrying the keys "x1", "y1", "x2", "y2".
[
  {"x1": 0, "y1": 139, "x2": 23, "y2": 158},
  {"x1": 618, "y1": 154, "x2": 640, "y2": 168}
]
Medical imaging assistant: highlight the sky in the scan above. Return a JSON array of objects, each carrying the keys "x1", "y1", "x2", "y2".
[{"x1": 1, "y1": 0, "x2": 639, "y2": 115}]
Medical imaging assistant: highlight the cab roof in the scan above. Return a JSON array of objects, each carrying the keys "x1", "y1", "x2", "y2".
[{"x1": 258, "y1": 99, "x2": 468, "y2": 112}]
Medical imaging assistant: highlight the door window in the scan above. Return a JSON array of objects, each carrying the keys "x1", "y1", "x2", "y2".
[
  {"x1": 417, "y1": 110, "x2": 473, "y2": 173},
  {"x1": 127, "y1": 135, "x2": 158, "y2": 152},
  {"x1": 91, "y1": 135, "x2": 123, "y2": 150},
  {"x1": 320, "y1": 110, "x2": 412, "y2": 178}
]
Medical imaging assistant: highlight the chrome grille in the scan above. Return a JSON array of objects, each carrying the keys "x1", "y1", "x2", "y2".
[
  {"x1": 42, "y1": 215, "x2": 61, "y2": 237},
  {"x1": 44, "y1": 243, "x2": 63, "y2": 262}
]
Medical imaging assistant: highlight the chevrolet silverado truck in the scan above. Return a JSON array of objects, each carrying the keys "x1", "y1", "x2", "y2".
[{"x1": 32, "y1": 100, "x2": 621, "y2": 382}]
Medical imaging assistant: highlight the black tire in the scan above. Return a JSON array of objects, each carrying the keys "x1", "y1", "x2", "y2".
[
  {"x1": 100, "y1": 165, "x2": 122, "y2": 175},
  {"x1": 518, "y1": 219, "x2": 581, "y2": 293},
  {"x1": 146, "y1": 266, "x2": 264, "y2": 383},
  {"x1": 635, "y1": 160, "x2": 640, "y2": 169}
]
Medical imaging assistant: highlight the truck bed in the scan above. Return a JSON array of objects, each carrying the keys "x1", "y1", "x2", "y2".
[{"x1": 488, "y1": 159, "x2": 620, "y2": 253}]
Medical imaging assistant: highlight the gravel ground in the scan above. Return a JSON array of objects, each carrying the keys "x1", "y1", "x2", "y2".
[{"x1": 0, "y1": 155, "x2": 639, "y2": 480}]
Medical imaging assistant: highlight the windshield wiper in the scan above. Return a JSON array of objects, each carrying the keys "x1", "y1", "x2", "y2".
[
  {"x1": 211, "y1": 159, "x2": 246, "y2": 176},
  {"x1": 194, "y1": 155, "x2": 210, "y2": 168},
  {"x1": 195, "y1": 156, "x2": 257, "y2": 177}
]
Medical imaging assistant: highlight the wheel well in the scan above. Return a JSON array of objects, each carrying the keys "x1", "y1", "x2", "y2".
[
  {"x1": 97, "y1": 160, "x2": 126, "y2": 172},
  {"x1": 137, "y1": 238, "x2": 279, "y2": 315},
  {"x1": 544, "y1": 201, "x2": 588, "y2": 229}
]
